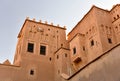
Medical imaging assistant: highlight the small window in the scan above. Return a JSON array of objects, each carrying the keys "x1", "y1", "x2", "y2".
[
  {"x1": 53, "y1": 35, "x2": 55, "y2": 38},
  {"x1": 109, "y1": 27, "x2": 111, "y2": 30},
  {"x1": 106, "y1": 26, "x2": 108, "y2": 29},
  {"x1": 117, "y1": 15, "x2": 119, "y2": 18},
  {"x1": 115, "y1": 26, "x2": 118, "y2": 31},
  {"x1": 48, "y1": 29, "x2": 50, "y2": 31},
  {"x1": 114, "y1": 17, "x2": 116, "y2": 20},
  {"x1": 30, "y1": 70, "x2": 34, "y2": 75},
  {"x1": 74, "y1": 57, "x2": 82, "y2": 64},
  {"x1": 115, "y1": 26, "x2": 118, "y2": 28},
  {"x1": 101, "y1": 24, "x2": 104, "y2": 27},
  {"x1": 46, "y1": 34, "x2": 48, "y2": 36},
  {"x1": 57, "y1": 55, "x2": 59, "y2": 59},
  {"x1": 73, "y1": 47, "x2": 76, "y2": 54},
  {"x1": 65, "y1": 53, "x2": 67, "y2": 57},
  {"x1": 49, "y1": 57, "x2": 52, "y2": 61},
  {"x1": 40, "y1": 45, "x2": 46, "y2": 55},
  {"x1": 86, "y1": 32, "x2": 88, "y2": 34},
  {"x1": 61, "y1": 44, "x2": 63, "y2": 47},
  {"x1": 91, "y1": 40, "x2": 94, "y2": 46},
  {"x1": 89, "y1": 29, "x2": 91, "y2": 32},
  {"x1": 58, "y1": 70, "x2": 60, "y2": 74},
  {"x1": 83, "y1": 46, "x2": 85, "y2": 51},
  {"x1": 108, "y1": 38, "x2": 112, "y2": 44},
  {"x1": 27, "y1": 43, "x2": 34, "y2": 53}
]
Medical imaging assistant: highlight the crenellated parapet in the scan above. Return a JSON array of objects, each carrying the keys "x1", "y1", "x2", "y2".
[{"x1": 26, "y1": 17, "x2": 66, "y2": 29}]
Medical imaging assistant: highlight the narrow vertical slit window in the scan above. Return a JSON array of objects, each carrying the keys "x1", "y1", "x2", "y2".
[
  {"x1": 65, "y1": 53, "x2": 67, "y2": 57},
  {"x1": 73, "y1": 47, "x2": 76, "y2": 54},
  {"x1": 91, "y1": 40, "x2": 94, "y2": 46},
  {"x1": 117, "y1": 15, "x2": 119, "y2": 18},
  {"x1": 114, "y1": 17, "x2": 116, "y2": 20},
  {"x1": 57, "y1": 55, "x2": 59, "y2": 59},
  {"x1": 49, "y1": 57, "x2": 52, "y2": 61},
  {"x1": 58, "y1": 70, "x2": 60, "y2": 74}
]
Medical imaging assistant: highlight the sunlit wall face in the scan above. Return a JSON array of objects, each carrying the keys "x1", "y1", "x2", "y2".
[{"x1": 0, "y1": 0, "x2": 120, "y2": 63}]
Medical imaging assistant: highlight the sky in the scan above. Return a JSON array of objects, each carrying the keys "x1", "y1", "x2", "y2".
[{"x1": 0, "y1": 0, "x2": 120, "y2": 64}]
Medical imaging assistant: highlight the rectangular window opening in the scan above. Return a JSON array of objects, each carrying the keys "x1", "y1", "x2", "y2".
[
  {"x1": 108, "y1": 38, "x2": 112, "y2": 44},
  {"x1": 27, "y1": 43, "x2": 34, "y2": 53},
  {"x1": 30, "y1": 70, "x2": 34, "y2": 75},
  {"x1": 65, "y1": 53, "x2": 67, "y2": 57},
  {"x1": 91, "y1": 40, "x2": 94, "y2": 46},
  {"x1": 73, "y1": 47, "x2": 76, "y2": 54},
  {"x1": 40, "y1": 45, "x2": 46, "y2": 55},
  {"x1": 83, "y1": 46, "x2": 85, "y2": 51},
  {"x1": 57, "y1": 55, "x2": 59, "y2": 59}
]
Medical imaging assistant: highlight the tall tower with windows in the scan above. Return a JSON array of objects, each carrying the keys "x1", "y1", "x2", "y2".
[
  {"x1": 110, "y1": 4, "x2": 120, "y2": 44},
  {"x1": 67, "y1": 5, "x2": 118, "y2": 71},
  {"x1": 13, "y1": 18, "x2": 70, "y2": 81}
]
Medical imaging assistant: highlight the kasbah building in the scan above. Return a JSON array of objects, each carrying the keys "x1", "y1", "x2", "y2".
[{"x1": 0, "y1": 3, "x2": 120, "y2": 81}]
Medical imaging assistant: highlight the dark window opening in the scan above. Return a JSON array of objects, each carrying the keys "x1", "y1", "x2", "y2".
[
  {"x1": 46, "y1": 34, "x2": 48, "y2": 36},
  {"x1": 48, "y1": 29, "x2": 50, "y2": 31},
  {"x1": 109, "y1": 27, "x2": 111, "y2": 29},
  {"x1": 65, "y1": 53, "x2": 67, "y2": 57},
  {"x1": 114, "y1": 17, "x2": 116, "y2": 20},
  {"x1": 86, "y1": 32, "x2": 88, "y2": 34},
  {"x1": 115, "y1": 26, "x2": 118, "y2": 31},
  {"x1": 40, "y1": 45, "x2": 46, "y2": 55},
  {"x1": 74, "y1": 57, "x2": 82, "y2": 64},
  {"x1": 106, "y1": 26, "x2": 108, "y2": 28},
  {"x1": 115, "y1": 26, "x2": 118, "y2": 28},
  {"x1": 117, "y1": 15, "x2": 119, "y2": 18},
  {"x1": 73, "y1": 47, "x2": 76, "y2": 54},
  {"x1": 30, "y1": 70, "x2": 34, "y2": 75},
  {"x1": 53, "y1": 35, "x2": 55, "y2": 38},
  {"x1": 108, "y1": 38, "x2": 112, "y2": 44},
  {"x1": 57, "y1": 55, "x2": 59, "y2": 59},
  {"x1": 83, "y1": 46, "x2": 85, "y2": 51},
  {"x1": 91, "y1": 40, "x2": 94, "y2": 46},
  {"x1": 27, "y1": 43, "x2": 34, "y2": 53},
  {"x1": 101, "y1": 24, "x2": 104, "y2": 27},
  {"x1": 58, "y1": 70, "x2": 60, "y2": 74},
  {"x1": 49, "y1": 57, "x2": 52, "y2": 61},
  {"x1": 61, "y1": 44, "x2": 63, "y2": 47}
]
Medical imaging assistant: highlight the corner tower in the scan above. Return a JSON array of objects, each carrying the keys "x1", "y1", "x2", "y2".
[{"x1": 13, "y1": 18, "x2": 68, "y2": 81}]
